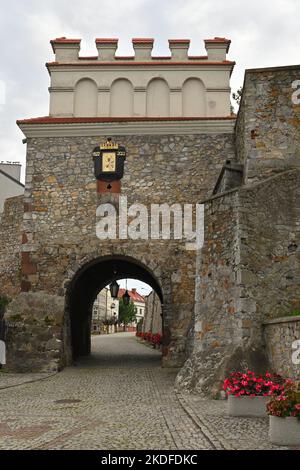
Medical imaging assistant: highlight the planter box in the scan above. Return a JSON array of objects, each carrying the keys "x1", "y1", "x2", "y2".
[
  {"x1": 269, "y1": 415, "x2": 300, "y2": 446},
  {"x1": 228, "y1": 395, "x2": 269, "y2": 417}
]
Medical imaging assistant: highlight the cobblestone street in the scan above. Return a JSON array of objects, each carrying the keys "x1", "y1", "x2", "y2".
[{"x1": 0, "y1": 333, "x2": 287, "y2": 450}]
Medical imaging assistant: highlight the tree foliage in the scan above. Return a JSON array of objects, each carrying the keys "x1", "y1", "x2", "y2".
[
  {"x1": 118, "y1": 298, "x2": 137, "y2": 325},
  {"x1": 232, "y1": 86, "x2": 243, "y2": 106}
]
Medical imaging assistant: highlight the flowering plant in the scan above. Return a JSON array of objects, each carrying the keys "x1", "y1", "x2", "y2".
[
  {"x1": 267, "y1": 379, "x2": 300, "y2": 420},
  {"x1": 136, "y1": 331, "x2": 162, "y2": 346},
  {"x1": 151, "y1": 333, "x2": 162, "y2": 346},
  {"x1": 223, "y1": 371, "x2": 284, "y2": 397}
]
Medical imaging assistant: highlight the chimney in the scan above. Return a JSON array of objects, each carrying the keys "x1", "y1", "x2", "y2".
[
  {"x1": 204, "y1": 37, "x2": 231, "y2": 61},
  {"x1": 50, "y1": 37, "x2": 81, "y2": 61},
  {"x1": 132, "y1": 38, "x2": 154, "y2": 60},
  {"x1": 96, "y1": 38, "x2": 118, "y2": 60},
  {"x1": 168, "y1": 39, "x2": 190, "y2": 60}
]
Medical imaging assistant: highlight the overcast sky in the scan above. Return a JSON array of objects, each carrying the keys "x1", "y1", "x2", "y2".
[{"x1": 0, "y1": 0, "x2": 299, "y2": 178}]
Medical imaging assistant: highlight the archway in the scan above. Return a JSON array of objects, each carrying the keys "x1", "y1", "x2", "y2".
[{"x1": 65, "y1": 255, "x2": 164, "y2": 361}]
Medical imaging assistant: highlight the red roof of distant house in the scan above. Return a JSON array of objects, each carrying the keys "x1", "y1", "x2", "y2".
[{"x1": 118, "y1": 288, "x2": 145, "y2": 303}]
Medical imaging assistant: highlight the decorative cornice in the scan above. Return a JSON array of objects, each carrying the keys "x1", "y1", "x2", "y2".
[
  {"x1": 207, "y1": 87, "x2": 231, "y2": 92},
  {"x1": 134, "y1": 86, "x2": 146, "y2": 92},
  {"x1": 17, "y1": 117, "x2": 236, "y2": 138},
  {"x1": 49, "y1": 86, "x2": 74, "y2": 92},
  {"x1": 48, "y1": 85, "x2": 232, "y2": 93},
  {"x1": 46, "y1": 61, "x2": 235, "y2": 69}
]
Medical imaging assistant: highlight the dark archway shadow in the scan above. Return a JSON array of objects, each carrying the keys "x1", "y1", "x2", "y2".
[{"x1": 65, "y1": 255, "x2": 164, "y2": 361}]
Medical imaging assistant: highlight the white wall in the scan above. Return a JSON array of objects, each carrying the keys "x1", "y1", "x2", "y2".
[
  {"x1": 146, "y1": 78, "x2": 170, "y2": 117},
  {"x1": 0, "y1": 164, "x2": 21, "y2": 181},
  {"x1": 182, "y1": 78, "x2": 206, "y2": 116},
  {"x1": 0, "y1": 172, "x2": 24, "y2": 213},
  {"x1": 110, "y1": 79, "x2": 134, "y2": 117},
  {"x1": 74, "y1": 78, "x2": 98, "y2": 117},
  {"x1": 49, "y1": 66, "x2": 232, "y2": 118}
]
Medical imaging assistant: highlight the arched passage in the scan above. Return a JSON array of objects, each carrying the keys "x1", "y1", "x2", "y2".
[{"x1": 65, "y1": 255, "x2": 164, "y2": 361}]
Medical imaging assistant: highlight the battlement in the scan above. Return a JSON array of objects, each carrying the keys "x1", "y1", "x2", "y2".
[
  {"x1": 49, "y1": 36, "x2": 232, "y2": 62},
  {"x1": 45, "y1": 36, "x2": 234, "y2": 119}
]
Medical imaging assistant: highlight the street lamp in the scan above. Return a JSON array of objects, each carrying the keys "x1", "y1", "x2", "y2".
[
  {"x1": 109, "y1": 280, "x2": 120, "y2": 299},
  {"x1": 122, "y1": 278, "x2": 131, "y2": 306},
  {"x1": 122, "y1": 290, "x2": 131, "y2": 306}
]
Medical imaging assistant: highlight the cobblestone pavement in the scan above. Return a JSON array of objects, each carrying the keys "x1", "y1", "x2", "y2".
[
  {"x1": 0, "y1": 372, "x2": 55, "y2": 390},
  {"x1": 0, "y1": 333, "x2": 288, "y2": 450}
]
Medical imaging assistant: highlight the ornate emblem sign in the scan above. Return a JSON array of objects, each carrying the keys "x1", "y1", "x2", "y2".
[{"x1": 92, "y1": 138, "x2": 126, "y2": 181}]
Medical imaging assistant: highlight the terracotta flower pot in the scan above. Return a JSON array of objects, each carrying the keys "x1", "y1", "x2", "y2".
[
  {"x1": 269, "y1": 415, "x2": 300, "y2": 446},
  {"x1": 228, "y1": 395, "x2": 270, "y2": 417}
]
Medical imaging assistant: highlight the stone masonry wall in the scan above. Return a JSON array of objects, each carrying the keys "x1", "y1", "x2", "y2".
[
  {"x1": 264, "y1": 316, "x2": 300, "y2": 379},
  {"x1": 238, "y1": 169, "x2": 300, "y2": 322},
  {"x1": 235, "y1": 65, "x2": 300, "y2": 183},
  {"x1": 0, "y1": 196, "x2": 23, "y2": 299},
  {"x1": 143, "y1": 291, "x2": 162, "y2": 335},
  {"x1": 10, "y1": 131, "x2": 235, "y2": 371},
  {"x1": 5, "y1": 292, "x2": 64, "y2": 372},
  {"x1": 177, "y1": 169, "x2": 300, "y2": 396},
  {"x1": 176, "y1": 189, "x2": 245, "y2": 397}
]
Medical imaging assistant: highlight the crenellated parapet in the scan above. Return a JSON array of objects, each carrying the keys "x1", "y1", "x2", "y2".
[{"x1": 47, "y1": 36, "x2": 234, "y2": 119}]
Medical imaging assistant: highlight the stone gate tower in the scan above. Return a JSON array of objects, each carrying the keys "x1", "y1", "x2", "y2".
[{"x1": 2, "y1": 36, "x2": 236, "y2": 372}]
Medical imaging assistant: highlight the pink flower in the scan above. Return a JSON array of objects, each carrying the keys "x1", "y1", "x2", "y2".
[{"x1": 295, "y1": 404, "x2": 300, "y2": 410}]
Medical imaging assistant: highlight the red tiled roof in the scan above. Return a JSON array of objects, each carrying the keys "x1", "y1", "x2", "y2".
[
  {"x1": 17, "y1": 116, "x2": 236, "y2": 125},
  {"x1": 118, "y1": 288, "x2": 145, "y2": 303},
  {"x1": 77, "y1": 55, "x2": 208, "y2": 61},
  {"x1": 132, "y1": 38, "x2": 154, "y2": 43},
  {"x1": 79, "y1": 56, "x2": 98, "y2": 60},
  {"x1": 188, "y1": 55, "x2": 208, "y2": 60},
  {"x1": 50, "y1": 38, "x2": 81, "y2": 53},
  {"x1": 95, "y1": 38, "x2": 118, "y2": 43},
  {"x1": 204, "y1": 37, "x2": 231, "y2": 44},
  {"x1": 115, "y1": 56, "x2": 135, "y2": 60},
  {"x1": 204, "y1": 37, "x2": 231, "y2": 53},
  {"x1": 51, "y1": 37, "x2": 81, "y2": 44},
  {"x1": 168, "y1": 39, "x2": 190, "y2": 44}
]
